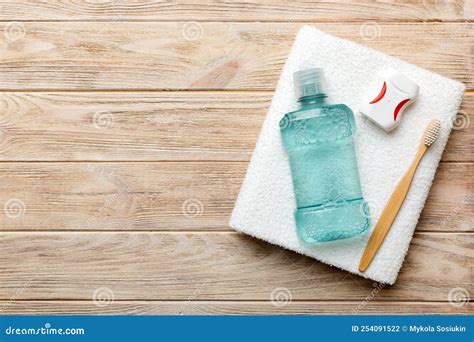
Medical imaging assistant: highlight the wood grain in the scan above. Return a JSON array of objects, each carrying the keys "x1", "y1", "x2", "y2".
[
  {"x1": 0, "y1": 22, "x2": 472, "y2": 90},
  {"x1": 0, "y1": 162, "x2": 471, "y2": 231},
  {"x1": 0, "y1": 232, "x2": 470, "y2": 301},
  {"x1": 0, "y1": 92, "x2": 471, "y2": 162},
  {"x1": 0, "y1": 0, "x2": 471, "y2": 21},
  {"x1": 0, "y1": 0, "x2": 471, "y2": 317},
  {"x1": 0, "y1": 301, "x2": 471, "y2": 316}
]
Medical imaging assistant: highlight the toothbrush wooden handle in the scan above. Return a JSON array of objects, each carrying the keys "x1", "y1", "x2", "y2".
[{"x1": 358, "y1": 144, "x2": 427, "y2": 272}]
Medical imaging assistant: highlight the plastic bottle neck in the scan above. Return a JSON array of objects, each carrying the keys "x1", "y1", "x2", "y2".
[{"x1": 298, "y1": 94, "x2": 327, "y2": 109}]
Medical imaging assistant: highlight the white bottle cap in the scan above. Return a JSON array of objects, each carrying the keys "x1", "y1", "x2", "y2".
[
  {"x1": 359, "y1": 68, "x2": 419, "y2": 132},
  {"x1": 293, "y1": 68, "x2": 327, "y2": 99}
]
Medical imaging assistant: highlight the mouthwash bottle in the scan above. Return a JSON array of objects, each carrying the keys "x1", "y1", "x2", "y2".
[{"x1": 280, "y1": 68, "x2": 370, "y2": 243}]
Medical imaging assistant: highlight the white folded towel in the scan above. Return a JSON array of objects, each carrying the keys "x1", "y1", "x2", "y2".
[{"x1": 229, "y1": 25, "x2": 465, "y2": 284}]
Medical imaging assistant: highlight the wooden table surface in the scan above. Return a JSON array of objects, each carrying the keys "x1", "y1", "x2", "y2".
[{"x1": 0, "y1": 1, "x2": 472, "y2": 315}]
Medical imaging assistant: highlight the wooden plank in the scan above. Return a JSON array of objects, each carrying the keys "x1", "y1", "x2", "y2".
[
  {"x1": 0, "y1": 162, "x2": 471, "y2": 232},
  {"x1": 0, "y1": 232, "x2": 470, "y2": 301},
  {"x1": 0, "y1": 22, "x2": 472, "y2": 90},
  {"x1": 0, "y1": 92, "x2": 471, "y2": 162},
  {"x1": 0, "y1": 301, "x2": 471, "y2": 315},
  {"x1": 0, "y1": 92, "x2": 266, "y2": 161},
  {"x1": 0, "y1": 0, "x2": 471, "y2": 21},
  {"x1": 444, "y1": 93, "x2": 474, "y2": 162}
]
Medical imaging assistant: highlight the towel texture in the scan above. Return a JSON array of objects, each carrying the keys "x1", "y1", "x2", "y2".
[{"x1": 229, "y1": 26, "x2": 465, "y2": 284}]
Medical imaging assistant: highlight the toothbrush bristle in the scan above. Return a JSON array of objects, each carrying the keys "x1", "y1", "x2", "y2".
[{"x1": 423, "y1": 119, "x2": 441, "y2": 146}]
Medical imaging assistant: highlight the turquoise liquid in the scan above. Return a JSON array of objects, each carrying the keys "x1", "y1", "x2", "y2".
[{"x1": 280, "y1": 95, "x2": 370, "y2": 243}]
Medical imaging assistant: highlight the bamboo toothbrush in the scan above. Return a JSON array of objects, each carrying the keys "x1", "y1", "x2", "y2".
[{"x1": 359, "y1": 119, "x2": 441, "y2": 272}]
